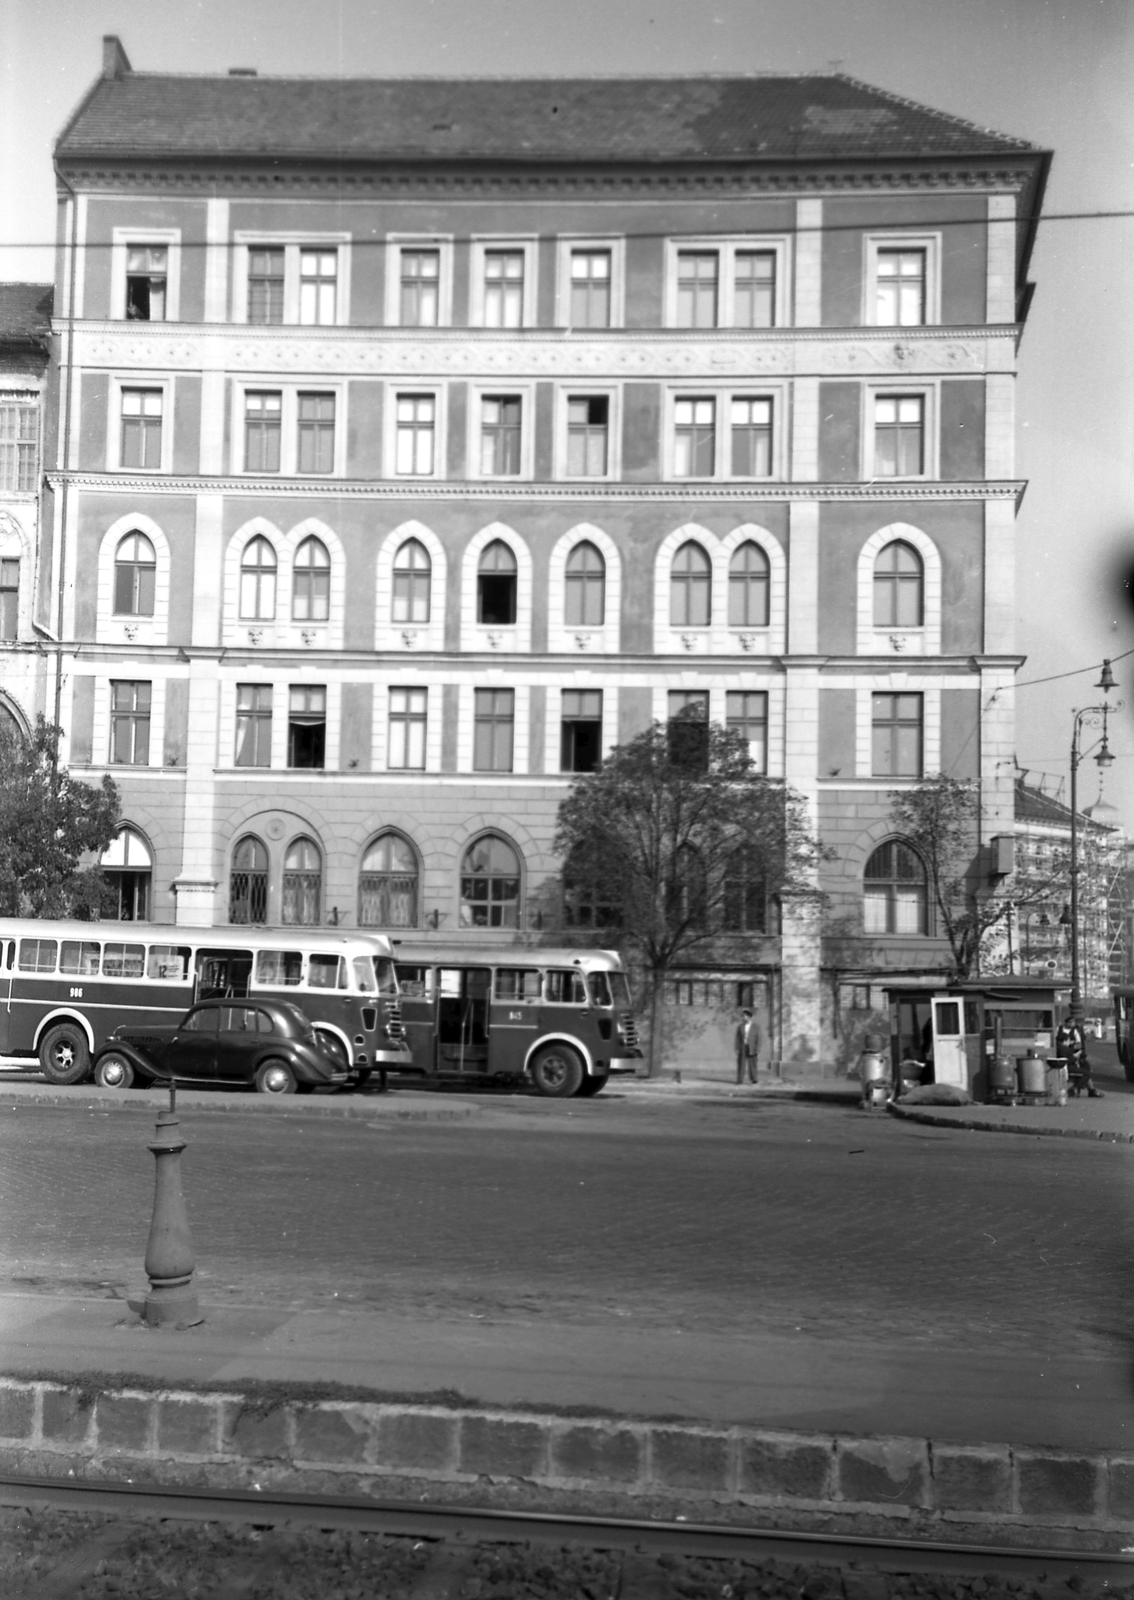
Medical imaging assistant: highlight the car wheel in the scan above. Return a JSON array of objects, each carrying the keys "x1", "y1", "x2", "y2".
[
  {"x1": 254, "y1": 1059, "x2": 297, "y2": 1096},
  {"x1": 94, "y1": 1053, "x2": 136, "y2": 1090},
  {"x1": 530, "y1": 1044, "x2": 585, "y2": 1098},
  {"x1": 576, "y1": 1072, "x2": 610, "y2": 1098},
  {"x1": 39, "y1": 1023, "x2": 91, "y2": 1085}
]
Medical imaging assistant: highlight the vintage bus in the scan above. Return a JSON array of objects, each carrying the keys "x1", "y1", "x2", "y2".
[
  {"x1": 1112, "y1": 988, "x2": 1134, "y2": 1081},
  {"x1": 390, "y1": 944, "x2": 642, "y2": 1097},
  {"x1": 0, "y1": 919, "x2": 410, "y2": 1085}
]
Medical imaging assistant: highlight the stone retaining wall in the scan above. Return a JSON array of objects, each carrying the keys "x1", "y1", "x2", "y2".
[{"x1": 0, "y1": 1379, "x2": 1131, "y2": 1546}]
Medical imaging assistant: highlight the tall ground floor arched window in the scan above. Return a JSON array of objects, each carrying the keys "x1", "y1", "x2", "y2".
[
  {"x1": 863, "y1": 840, "x2": 927, "y2": 935},
  {"x1": 229, "y1": 836, "x2": 268, "y2": 925},
  {"x1": 282, "y1": 836, "x2": 322, "y2": 925},
  {"x1": 359, "y1": 833, "x2": 419, "y2": 928},
  {"x1": 101, "y1": 826, "x2": 152, "y2": 920},
  {"x1": 460, "y1": 835, "x2": 521, "y2": 928}
]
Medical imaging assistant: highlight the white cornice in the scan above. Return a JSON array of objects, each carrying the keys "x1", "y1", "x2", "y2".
[
  {"x1": 47, "y1": 470, "x2": 1025, "y2": 504},
  {"x1": 66, "y1": 323, "x2": 1019, "y2": 380}
]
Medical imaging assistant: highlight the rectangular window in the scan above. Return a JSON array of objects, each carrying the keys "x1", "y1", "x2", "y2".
[
  {"x1": 730, "y1": 397, "x2": 773, "y2": 477},
  {"x1": 871, "y1": 692, "x2": 923, "y2": 778},
  {"x1": 674, "y1": 398, "x2": 715, "y2": 477},
  {"x1": 569, "y1": 250, "x2": 611, "y2": 328},
  {"x1": 297, "y1": 392, "x2": 335, "y2": 474},
  {"x1": 560, "y1": 689, "x2": 602, "y2": 773},
  {"x1": 726, "y1": 690, "x2": 768, "y2": 773},
  {"x1": 120, "y1": 389, "x2": 163, "y2": 470},
  {"x1": 61, "y1": 940, "x2": 102, "y2": 976},
  {"x1": 235, "y1": 684, "x2": 272, "y2": 768},
  {"x1": 400, "y1": 249, "x2": 440, "y2": 326},
  {"x1": 874, "y1": 395, "x2": 924, "y2": 477},
  {"x1": 247, "y1": 247, "x2": 285, "y2": 324},
  {"x1": 473, "y1": 687, "x2": 515, "y2": 773},
  {"x1": 110, "y1": 680, "x2": 152, "y2": 765},
  {"x1": 244, "y1": 391, "x2": 282, "y2": 473},
  {"x1": 483, "y1": 251, "x2": 524, "y2": 328},
  {"x1": 125, "y1": 244, "x2": 167, "y2": 321},
  {"x1": 18, "y1": 939, "x2": 57, "y2": 973},
  {"x1": 388, "y1": 688, "x2": 427, "y2": 770},
  {"x1": 876, "y1": 248, "x2": 927, "y2": 326},
  {"x1": 395, "y1": 394, "x2": 435, "y2": 475},
  {"x1": 676, "y1": 252, "x2": 718, "y2": 328},
  {"x1": 566, "y1": 397, "x2": 608, "y2": 477},
  {"x1": 733, "y1": 251, "x2": 776, "y2": 328},
  {"x1": 0, "y1": 557, "x2": 18, "y2": 640},
  {"x1": 495, "y1": 968, "x2": 542, "y2": 1003},
  {"x1": 0, "y1": 397, "x2": 38, "y2": 491},
  {"x1": 667, "y1": 690, "x2": 709, "y2": 770},
  {"x1": 299, "y1": 249, "x2": 337, "y2": 325},
  {"x1": 480, "y1": 396, "x2": 522, "y2": 476},
  {"x1": 288, "y1": 685, "x2": 326, "y2": 769}
]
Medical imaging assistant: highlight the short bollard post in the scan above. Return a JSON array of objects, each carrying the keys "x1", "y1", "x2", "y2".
[{"x1": 140, "y1": 1080, "x2": 203, "y2": 1328}]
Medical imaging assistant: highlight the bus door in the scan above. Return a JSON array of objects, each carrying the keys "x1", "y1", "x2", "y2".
[
  {"x1": 437, "y1": 967, "x2": 490, "y2": 1072},
  {"x1": 931, "y1": 995, "x2": 972, "y2": 1088},
  {"x1": 195, "y1": 948, "x2": 253, "y2": 1001}
]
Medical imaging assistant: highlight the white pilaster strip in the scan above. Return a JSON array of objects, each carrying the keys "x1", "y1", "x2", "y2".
[
  {"x1": 790, "y1": 378, "x2": 820, "y2": 483},
  {"x1": 983, "y1": 500, "x2": 1016, "y2": 655},
  {"x1": 984, "y1": 372, "x2": 1015, "y2": 480},
  {"x1": 191, "y1": 493, "x2": 225, "y2": 648},
  {"x1": 793, "y1": 199, "x2": 823, "y2": 326},
  {"x1": 987, "y1": 194, "x2": 1017, "y2": 324},
  {"x1": 203, "y1": 199, "x2": 230, "y2": 323},
  {"x1": 786, "y1": 500, "x2": 819, "y2": 654}
]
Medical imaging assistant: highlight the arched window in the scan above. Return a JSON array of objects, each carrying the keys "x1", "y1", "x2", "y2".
[
  {"x1": 230, "y1": 836, "x2": 268, "y2": 925},
  {"x1": 240, "y1": 537, "x2": 277, "y2": 620},
  {"x1": 564, "y1": 540, "x2": 606, "y2": 627},
  {"x1": 282, "y1": 837, "x2": 322, "y2": 925},
  {"x1": 359, "y1": 833, "x2": 419, "y2": 928},
  {"x1": 114, "y1": 532, "x2": 156, "y2": 617},
  {"x1": 728, "y1": 541, "x2": 769, "y2": 628},
  {"x1": 864, "y1": 840, "x2": 927, "y2": 935},
  {"x1": 293, "y1": 536, "x2": 330, "y2": 622},
  {"x1": 460, "y1": 835, "x2": 521, "y2": 928},
  {"x1": 669, "y1": 540, "x2": 711, "y2": 627},
  {"x1": 101, "y1": 826, "x2": 152, "y2": 921},
  {"x1": 477, "y1": 539, "x2": 517, "y2": 626},
  {"x1": 873, "y1": 540, "x2": 924, "y2": 629},
  {"x1": 392, "y1": 538, "x2": 431, "y2": 623}
]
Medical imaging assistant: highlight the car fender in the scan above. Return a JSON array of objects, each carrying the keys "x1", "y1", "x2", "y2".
[
  {"x1": 93, "y1": 1039, "x2": 159, "y2": 1077},
  {"x1": 312, "y1": 1021, "x2": 351, "y2": 1059},
  {"x1": 523, "y1": 1032, "x2": 595, "y2": 1076},
  {"x1": 33, "y1": 1010, "x2": 96, "y2": 1054},
  {"x1": 257, "y1": 1046, "x2": 332, "y2": 1086}
]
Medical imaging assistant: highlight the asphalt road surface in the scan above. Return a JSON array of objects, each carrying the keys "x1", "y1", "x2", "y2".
[{"x1": 3, "y1": 1088, "x2": 1134, "y2": 1359}]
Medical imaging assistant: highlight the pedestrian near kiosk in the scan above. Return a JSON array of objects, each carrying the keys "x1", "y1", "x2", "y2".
[
  {"x1": 1055, "y1": 1016, "x2": 1104, "y2": 1098},
  {"x1": 735, "y1": 1008, "x2": 762, "y2": 1085}
]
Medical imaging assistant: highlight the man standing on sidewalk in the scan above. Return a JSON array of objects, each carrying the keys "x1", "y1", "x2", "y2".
[{"x1": 735, "y1": 1008, "x2": 762, "y2": 1085}]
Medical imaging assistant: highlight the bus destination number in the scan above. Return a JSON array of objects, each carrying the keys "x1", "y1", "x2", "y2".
[
  {"x1": 509, "y1": 1011, "x2": 522, "y2": 1022},
  {"x1": 70, "y1": 987, "x2": 83, "y2": 999}
]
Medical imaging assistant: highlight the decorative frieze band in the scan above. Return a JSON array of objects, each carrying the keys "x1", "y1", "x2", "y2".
[
  {"x1": 47, "y1": 471, "x2": 1026, "y2": 504},
  {"x1": 70, "y1": 324, "x2": 1017, "y2": 380}
]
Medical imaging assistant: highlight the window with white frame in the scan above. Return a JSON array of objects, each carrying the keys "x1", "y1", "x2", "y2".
[
  {"x1": 400, "y1": 249, "x2": 440, "y2": 327},
  {"x1": 670, "y1": 541, "x2": 712, "y2": 626},
  {"x1": 113, "y1": 532, "x2": 156, "y2": 617},
  {"x1": 865, "y1": 236, "x2": 939, "y2": 327},
  {"x1": 288, "y1": 686, "x2": 326, "y2": 769},
  {"x1": 299, "y1": 249, "x2": 338, "y2": 325},
  {"x1": 668, "y1": 240, "x2": 789, "y2": 328},
  {"x1": 234, "y1": 386, "x2": 342, "y2": 477},
  {"x1": 235, "y1": 684, "x2": 272, "y2": 767},
  {"x1": 297, "y1": 393, "x2": 336, "y2": 475},
  {"x1": 395, "y1": 394, "x2": 436, "y2": 475},
  {"x1": 230, "y1": 836, "x2": 269, "y2": 925},
  {"x1": 282, "y1": 837, "x2": 322, "y2": 924},
  {"x1": 125, "y1": 245, "x2": 168, "y2": 321},
  {"x1": 120, "y1": 389, "x2": 163, "y2": 471},
  {"x1": 240, "y1": 536, "x2": 277, "y2": 620},
  {"x1": 733, "y1": 251, "x2": 777, "y2": 328},
  {"x1": 392, "y1": 538, "x2": 431, "y2": 623},
  {"x1": 483, "y1": 251, "x2": 525, "y2": 328},
  {"x1": 247, "y1": 248, "x2": 285, "y2": 324},
  {"x1": 728, "y1": 543, "x2": 769, "y2": 628},
  {"x1": 872, "y1": 395, "x2": 925, "y2": 478},
  {"x1": 560, "y1": 689, "x2": 602, "y2": 773},
  {"x1": 359, "y1": 834, "x2": 419, "y2": 928},
  {"x1": 725, "y1": 690, "x2": 768, "y2": 772},
  {"x1": 564, "y1": 541, "x2": 605, "y2": 626},
  {"x1": 669, "y1": 390, "x2": 780, "y2": 481},
  {"x1": 569, "y1": 250, "x2": 612, "y2": 328},
  {"x1": 388, "y1": 688, "x2": 427, "y2": 770},
  {"x1": 0, "y1": 395, "x2": 38, "y2": 492},
  {"x1": 0, "y1": 557, "x2": 18, "y2": 640},
  {"x1": 460, "y1": 835, "x2": 521, "y2": 927},
  {"x1": 864, "y1": 840, "x2": 928, "y2": 934},
  {"x1": 110, "y1": 681, "x2": 151, "y2": 765},
  {"x1": 480, "y1": 396, "x2": 522, "y2": 476},
  {"x1": 873, "y1": 540, "x2": 924, "y2": 628},
  {"x1": 676, "y1": 253, "x2": 718, "y2": 328},
  {"x1": 478, "y1": 540, "x2": 518, "y2": 626},
  {"x1": 566, "y1": 397, "x2": 609, "y2": 477},
  {"x1": 473, "y1": 688, "x2": 515, "y2": 772},
  {"x1": 674, "y1": 398, "x2": 716, "y2": 478},
  {"x1": 244, "y1": 391, "x2": 282, "y2": 472},
  {"x1": 871, "y1": 693, "x2": 923, "y2": 778},
  {"x1": 291, "y1": 536, "x2": 330, "y2": 622},
  {"x1": 730, "y1": 397, "x2": 773, "y2": 477}
]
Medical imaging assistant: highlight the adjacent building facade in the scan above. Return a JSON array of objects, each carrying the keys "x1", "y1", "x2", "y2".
[{"x1": 30, "y1": 37, "x2": 1052, "y2": 1069}]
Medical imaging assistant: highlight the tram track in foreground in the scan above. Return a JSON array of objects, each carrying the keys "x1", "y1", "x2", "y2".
[{"x1": 2, "y1": 1472, "x2": 1133, "y2": 1598}]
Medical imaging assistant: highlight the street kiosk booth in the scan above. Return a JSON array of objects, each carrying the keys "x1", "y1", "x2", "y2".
[{"x1": 882, "y1": 979, "x2": 1060, "y2": 1101}]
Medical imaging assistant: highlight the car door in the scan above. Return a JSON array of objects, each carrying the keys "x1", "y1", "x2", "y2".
[
  {"x1": 216, "y1": 1004, "x2": 260, "y2": 1080},
  {"x1": 171, "y1": 1006, "x2": 220, "y2": 1079}
]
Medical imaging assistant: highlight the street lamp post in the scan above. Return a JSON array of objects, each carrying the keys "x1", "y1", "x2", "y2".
[{"x1": 1068, "y1": 662, "x2": 1118, "y2": 1029}]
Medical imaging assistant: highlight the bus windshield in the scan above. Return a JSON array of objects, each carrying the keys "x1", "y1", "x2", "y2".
[
  {"x1": 372, "y1": 957, "x2": 399, "y2": 996},
  {"x1": 588, "y1": 970, "x2": 631, "y2": 1008}
]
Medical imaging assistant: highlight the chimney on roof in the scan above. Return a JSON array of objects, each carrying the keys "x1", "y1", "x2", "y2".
[
  {"x1": 102, "y1": 35, "x2": 131, "y2": 79},
  {"x1": 229, "y1": 68, "x2": 258, "y2": 76}
]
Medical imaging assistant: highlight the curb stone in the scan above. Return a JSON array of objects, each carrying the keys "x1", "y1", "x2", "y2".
[
  {"x1": 1, "y1": 1376, "x2": 1131, "y2": 1548},
  {"x1": 887, "y1": 1102, "x2": 1134, "y2": 1143}
]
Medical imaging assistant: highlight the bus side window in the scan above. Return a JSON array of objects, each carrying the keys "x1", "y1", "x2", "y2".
[
  {"x1": 351, "y1": 957, "x2": 376, "y2": 993},
  {"x1": 147, "y1": 945, "x2": 190, "y2": 981},
  {"x1": 496, "y1": 968, "x2": 541, "y2": 1003},
  {"x1": 586, "y1": 971, "x2": 613, "y2": 1008},
  {"x1": 3, "y1": 940, "x2": 11, "y2": 969},
  {"x1": 395, "y1": 964, "x2": 432, "y2": 998},
  {"x1": 308, "y1": 954, "x2": 344, "y2": 990},
  {"x1": 545, "y1": 969, "x2": 587, "y2": 1005},
  {"x1": 103, "y1": 943, "x2": 145, "y2": 978},
  {"x1": 19, "y1": 939, "x2": 57, "y2": 973},
  {"x1": 61, "y1": 941, "x2": 101, "y2": 976},
  {"x1": 257, "y1": 950, "x2": 303, "y2": 987}
]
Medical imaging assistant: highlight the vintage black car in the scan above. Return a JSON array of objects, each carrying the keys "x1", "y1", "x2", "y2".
[{"x1": 92, "y1": 997, "x2": 350, "y2": 1094}]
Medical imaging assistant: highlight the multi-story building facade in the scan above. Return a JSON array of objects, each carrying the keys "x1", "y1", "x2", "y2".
[
  {"x1": 42, "y1": 37, "x2": 1050, "y2": 1070},
  {"x1": 0, "y1": 283, "x2": 53, "y2": 739}
]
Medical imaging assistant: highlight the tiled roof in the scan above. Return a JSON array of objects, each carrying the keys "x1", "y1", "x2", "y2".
[
  {"x1": 56, "y1": 72, "x2": 1042, "y2": 165},
  {"x1": 1015, "y1": 781, "x2": 1117, "y2": 833},
  {"x1": 0, "y1": 284, "x2": 53, "y2": 343}
]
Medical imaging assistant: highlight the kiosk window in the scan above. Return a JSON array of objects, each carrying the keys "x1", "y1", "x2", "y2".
[{"x1": 935, "y1": 1002, "x2": 960, "y2": 1035}]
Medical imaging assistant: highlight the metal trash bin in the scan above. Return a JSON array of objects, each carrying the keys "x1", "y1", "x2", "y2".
[{"x1": 1016, "y1": 1049, "x2": 1047, "y2": 1101}]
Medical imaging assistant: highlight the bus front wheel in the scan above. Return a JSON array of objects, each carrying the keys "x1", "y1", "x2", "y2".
[
  {"x1": 40, "y1": 1023, "x2": 91, "y2": 1085},
  {"x1": 530, "y1": 1045, "x2": 585, "y2": 1099}
]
